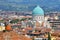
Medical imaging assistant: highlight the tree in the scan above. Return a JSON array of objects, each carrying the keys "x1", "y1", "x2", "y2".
[
  {"x1": 0, "y1": 20, "x2": 4, "y2": 22},
  {"x1": 48, "y1": 32, "x2": 51, "y2": 40},
  {"x1": 32, "y1": 37, "x2": 34, "y2": 40},
  {"x1": 28, "y1": 18, "x2": 32, "y2": 20},
  {"x1": 10, "y1": 19, "x2": 19, "y2": 23},
  {"x1": 20, "y1": 18, "x2": 27, "y2": 21}
]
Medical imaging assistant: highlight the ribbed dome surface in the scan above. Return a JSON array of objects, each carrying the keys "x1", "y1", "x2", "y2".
[{"x1": 32, "y1": 5, "x2": 44, "y2": 16}]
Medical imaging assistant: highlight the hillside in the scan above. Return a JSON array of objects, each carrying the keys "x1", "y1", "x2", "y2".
[{"x1": 0, "y1": 0, "x2": 60, "y2": 12}]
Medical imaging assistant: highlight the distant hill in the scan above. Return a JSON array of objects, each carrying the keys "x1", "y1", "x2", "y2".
[{"x1": 0, "y1": 0, "x2": 60, "y2": 12}]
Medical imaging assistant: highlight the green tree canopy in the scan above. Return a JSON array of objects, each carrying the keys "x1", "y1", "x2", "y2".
[
  {"x1": 10, "y1": 19, "x2": 19, "y2": 23},
  {"x1": 48, "y1": 32, "x2": 51, "y2": 40}
]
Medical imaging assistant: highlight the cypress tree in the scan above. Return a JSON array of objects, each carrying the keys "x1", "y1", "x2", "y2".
[
  {"x1": 48, "y1": 32, "x2": 51, "y2": 40},
  {"x1": 32, "y1": 37, "x2": 34, "y2": 40}
]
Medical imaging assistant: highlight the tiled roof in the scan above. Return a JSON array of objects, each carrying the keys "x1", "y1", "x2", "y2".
[
  {"x1": 25, "y1": 27, "x2": 33, "y2": 30},
  {"x1": 0, "y1": 31, "x2": 32, "y2": 40}
]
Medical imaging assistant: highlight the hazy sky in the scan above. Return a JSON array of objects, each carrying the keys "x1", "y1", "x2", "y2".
[{"x1": 0, "y1": 0, "x2": 60, "y2": 12}]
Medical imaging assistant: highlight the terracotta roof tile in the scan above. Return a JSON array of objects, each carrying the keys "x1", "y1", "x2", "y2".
[{"x1": 0, "y1": 31, "x2": 32, "y2": 40}]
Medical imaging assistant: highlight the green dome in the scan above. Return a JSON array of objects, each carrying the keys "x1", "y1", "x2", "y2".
[{"x1": 32, "y1": 5, "x2": 44, "y2": 16}]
